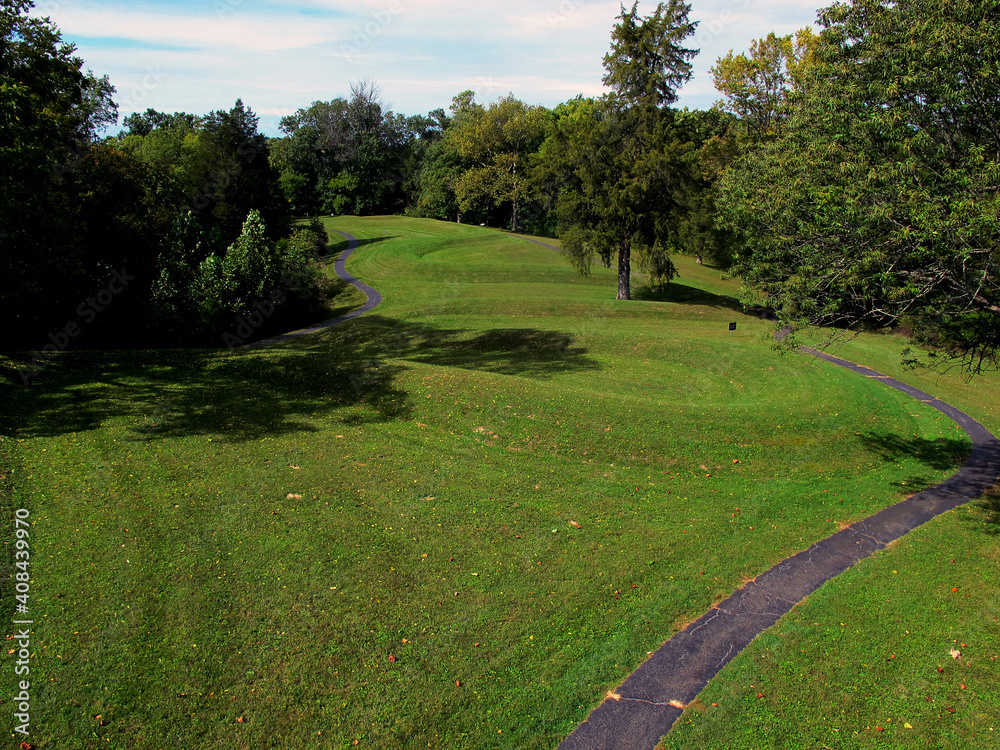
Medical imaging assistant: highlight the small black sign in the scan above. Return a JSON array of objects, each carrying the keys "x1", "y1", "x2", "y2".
[{"x1": 729, "y1": 322, "x2": 737, "y2": 331}]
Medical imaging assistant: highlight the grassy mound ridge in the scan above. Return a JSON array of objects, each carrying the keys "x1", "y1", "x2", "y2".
[{"x1": 0, "y1": 216, "x2": 983, "y2": 749}]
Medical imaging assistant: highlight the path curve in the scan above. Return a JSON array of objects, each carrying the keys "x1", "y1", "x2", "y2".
[
  {"x1": 248, "y1": 230, "x2": 382, "y2": 348},
  {"x1": 245, "y1": 228, "x2": 999, "y2": 748},
  {"x1": 558, "y1": 347, "x2": 1000, "y2": 750}
]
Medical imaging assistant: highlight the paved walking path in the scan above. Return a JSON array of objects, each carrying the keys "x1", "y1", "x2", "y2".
[
  {"x1": 247, "y1": 230, "x2": 382, "y2": 348},
  {"x1": 248, "y1": 228, "x2": 999, "y2": 749},
  {"x1": 558, "y1": 346, "x2": 1000, "y2": 750}
]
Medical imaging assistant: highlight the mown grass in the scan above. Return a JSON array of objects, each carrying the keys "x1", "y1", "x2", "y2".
[
  {"x1": 661, "y1": 331, "x2": 1000, "y2": 750},
  {"x1": 0, "y1": 216, "x2": 991, "y2": 749}
]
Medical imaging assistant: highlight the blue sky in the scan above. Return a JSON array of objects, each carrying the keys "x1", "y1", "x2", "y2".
[{"x1": 41, "y1": 0, "x2": 826, "y2": 136}]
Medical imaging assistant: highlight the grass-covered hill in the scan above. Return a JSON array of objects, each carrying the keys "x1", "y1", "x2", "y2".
[{"x1": 1, "y1": 216, "x2": 997, "y2": 749}]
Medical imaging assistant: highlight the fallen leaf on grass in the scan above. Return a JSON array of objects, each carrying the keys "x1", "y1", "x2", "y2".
[
  {"x1": 286, "y1": 493, "x2": 302, "y2": 499},
  {"x1": 569, "y1": 520, "x2": 582, "y2": 529},
  {"x1": 289, "y1": 465, "x2": 300, "y2": 470},
  {"x1": 606, "y1": 691, "x2": 622, "y2": 702},
  {"x1": 904, "y1": 723, "x2": 913, "y2": 729},
  {"x1": 388, "y1": 655, "x2": 396, "y2": 663},
  {"x1": 949, "y1": 649, "x2": 961, "y2": 659},
  {"x1": 668, "y1": 700, "x2": 686, "y2": 709},
  {"x1": 237, "y1": 716, "x2": 246, "y2": 723}
]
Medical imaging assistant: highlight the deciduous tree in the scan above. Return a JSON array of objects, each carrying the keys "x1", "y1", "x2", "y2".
[
  {"x1": 719, "y1": 0, "x2": 1000, "y2": 372},
  {"x1": 711, "y1": 28, "x2": 816, "y2": 140}
]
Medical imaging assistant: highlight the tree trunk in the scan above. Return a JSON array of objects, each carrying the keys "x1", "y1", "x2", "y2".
[
  {"x1": 617, "y1": 240, "x2": 631, "y2": 300},
  {"x1": 511, "y1": 200, "x2": 519, "y2": 233}
]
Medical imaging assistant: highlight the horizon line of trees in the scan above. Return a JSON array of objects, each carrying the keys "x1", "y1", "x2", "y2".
[{"x1": 2, "y1": 0, "x2": 998, "y2": 373}]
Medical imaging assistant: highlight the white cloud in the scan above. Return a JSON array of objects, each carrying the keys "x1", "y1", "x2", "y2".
[{"x1": 45, "y1": 0, "x2": 825, "y2": 133}]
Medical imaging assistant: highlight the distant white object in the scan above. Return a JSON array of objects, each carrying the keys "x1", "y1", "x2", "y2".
[{"x1": 480, "y1": 223, "x2": 485, "y2": 226}]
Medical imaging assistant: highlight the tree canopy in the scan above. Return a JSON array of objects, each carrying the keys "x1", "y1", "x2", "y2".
[
  {"x1": 711, "y1": 28, "x2": 817, "y2": 140},
  {"x1": 718, "y1": 0, "x2": 1000, "y2": 372},
  {"x1": 548, "y1": 1, "x2": 699, "y2": 300}
]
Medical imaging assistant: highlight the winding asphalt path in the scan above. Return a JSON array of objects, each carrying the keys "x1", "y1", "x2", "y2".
[
  {"x1": 250, "y1": 228, "x2": 1000, "y2": 749},
  {"x1": 247, "y1": 230, "x2": 382, "y2": 348},
  {"x1": 558, "y1": 345, "x2": 1000, "y2": 750}
]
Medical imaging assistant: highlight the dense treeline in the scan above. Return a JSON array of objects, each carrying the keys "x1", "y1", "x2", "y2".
[{"x1": 2, "y1": 0, "x2": 997, "y2": 370}]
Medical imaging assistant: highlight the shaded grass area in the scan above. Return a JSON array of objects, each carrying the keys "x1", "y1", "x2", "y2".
[
  {"x1": 660, "y1": 334, "x2": 1000, "y2": 749},
  {"x1": 0, "y1": 216, "x2": 987, "y2": 749}
]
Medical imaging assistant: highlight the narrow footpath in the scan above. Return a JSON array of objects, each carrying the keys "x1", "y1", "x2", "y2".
[
  {"x1": 247, "y1": 228, "x2": 1000, "y2": 750},
  {"x1": 248, "y1": 230, "x2": 381, "y2": 348},
  {"x1": 558, "y1": 347, "x2": 1000, "y2": 750}
]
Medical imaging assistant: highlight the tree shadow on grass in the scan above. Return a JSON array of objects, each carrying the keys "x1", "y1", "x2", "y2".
[
  {"x1": 3, "y1": 314, "x2": 598, "y2": 442},
  {"x1": 633, "y1": 283, "x2": 746, "y2": 314},
  {"x1": 861, "y1": 432, "x2": 971, "y2": 472}
]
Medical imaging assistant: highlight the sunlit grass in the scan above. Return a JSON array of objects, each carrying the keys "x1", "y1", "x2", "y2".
[{"x1": 0, "y1": 216, "x2": 992, "y2": 749}]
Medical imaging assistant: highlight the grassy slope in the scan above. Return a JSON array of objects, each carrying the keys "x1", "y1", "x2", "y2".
[
  {"x1": 0, "y1": 216, "x2": 990, "y2": 749},
  {"x1": 661, "y1": 334, "x2": 1000, "y2": 748}
]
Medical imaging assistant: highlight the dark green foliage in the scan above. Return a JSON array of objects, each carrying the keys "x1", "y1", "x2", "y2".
[
  {"x1": 185, "y1": 99, "x2": 288, "y2": 241},
  {"x1": 718, "y1": 0, "x2": 1000, "y2": 372},
  {"x1": 673, "y1": 108, "x2": 740, "y2": 267},
  {"x1": 602, "y1": 0, "x2": 698, "y2": 109},
  {"x1": 0, "y1": 2, "x2": 323, "y2": 349},
  {"x1": 277, "y1": 81, "x2": 429, "y2": 217},
  {"x1": 120, "y1": 108, "x2": 196, "y2": 138},
  {"x1": 540, "y1": 2, "x2": 699, "y2": 299},
  {"x1": 0, "y1": 0, "x2": 109, "y2": 344}
]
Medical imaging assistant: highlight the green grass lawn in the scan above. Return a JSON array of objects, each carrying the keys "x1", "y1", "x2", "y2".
[
  {"x1": 661, "y1": 331, "x2": 1000, "y2": 750},
  {"x1": 1, "y1": 216, "x2": 995, "y2": 749}
]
